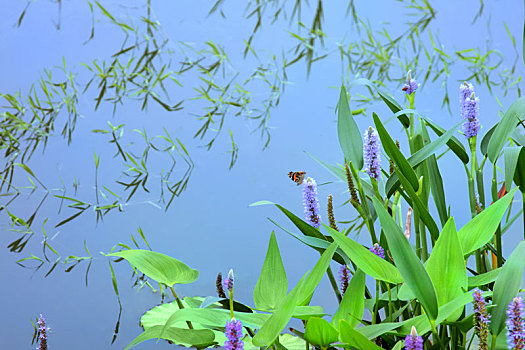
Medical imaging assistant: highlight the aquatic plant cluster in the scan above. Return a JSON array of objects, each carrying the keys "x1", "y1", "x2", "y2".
[{"x1": 82, "y1": 74, "x2": 525, "y2": 350}]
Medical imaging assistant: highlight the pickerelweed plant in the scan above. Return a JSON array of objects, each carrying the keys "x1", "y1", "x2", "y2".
[{"x1": 105, "y1": 77, "x2": 525, "y2": 350}]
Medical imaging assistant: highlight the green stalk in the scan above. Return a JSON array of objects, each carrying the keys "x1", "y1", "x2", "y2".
[
  {"x1": 387, "y1": 283, "x2": 393, "y2": 322},
  {"x1": 522, "y1": 193, "x2": 525, "y2": 240},
  {"x1": 419, "y1": 220, "x2": 429, "y2": 261},
  {"x1": 229, "y1": 289, "x2": 234, "y2": 319},
  {"x1": 477, "y1": 155, "x2": 487, "y2": 208},
  {"x1": 170, "y1": 286, "x2": 193, "y2": 329},
  {"x1": 413, "y1": 209, "x2": 422, "y2": 259},
  {"x1": 372, "y1": 280, "x2": 380, "y2": 324},
  {"x1": 326, "y1": 266, "x2": 342, "y2": 303}
]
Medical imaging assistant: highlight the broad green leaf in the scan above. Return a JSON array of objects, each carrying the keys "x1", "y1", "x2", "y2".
[
  {"x1": 304, "y1": 317, "x2": 339, "y2": 348},
  {"x1": 332, "y1": 269, "x2": 365, "y2": 328},
  {"x1": 339, "y1": 320, "x2": 384, "y2": 350},
  {"x1": 457, "y1": 188, "x2": 518, "y2": 255},
  {"x1": 327, "y1": 226, "x2": 403, "y2": 284},
  {"x1": 422, "y1": 117, "x2": 469, "y2": 164},
  {"x1": 504, "y1": 147, "x2": 522, "y2": 190},
  {"x1": 108, "y1": 249, "x2": 198, "y2": 287},
  {"x1": 468, "y1": 268, "x2": 501, "y2": 288},
  {"x1": 373, "y1": 113, "x2": 419, "y2": 192},
  {"x1": 488, "y1": 97, "x2": 525, "y2": 162},
  {"x1": 337, "y1": 86, "x2": 363, "y2": 170},
  {"x1": 124, "y1": 326, "x2": 215, "y2": 350},
  {"x1": 253, "y1": 232, "x2": 288, "y2": 310},
  {"x1": 490, "y1": 241, "x2": 525, "y2": 336},
  {"x1": 252, "y1": 276, "x2": 306, "y2": 346},
  {"x1": 425, "y1": 218, "x2": 466, "y2": 321},
  {"x1": 372, "y1": 197, "x2": 438, "y2": 320}
]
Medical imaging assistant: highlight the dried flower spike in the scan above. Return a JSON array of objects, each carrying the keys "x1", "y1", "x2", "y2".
[
  {"x1": 473, "y1": 289, "x2": 490, "y2": 350},
  {"x1": 363, "y1": 126, "x2": 381, "y2": 179},
  {"x1": 216, "y1": 272, "x2": 226, "y2": 298},
  {"x1": 302, "y1": 177, "x2": 321, "y2": 228},
  {"x1": 224, "y1": 318, "x2": 244, "y2": 350},
  {"x1": 506, "y1": 296, "x2": 525, "y2": 349},
  {"x1": 345, "y1": 163, "x2": 360, "y2": 205},
  {"x1": 339, "y1": 264, "x2": 351, "y2": 295},
  {"x1": 327, "y1": 194, "x2": 338, "y2": 231},
  {"x1": 404, "y1": 326, "x2": 423, "y2": 350},
  {"x1": 402, "y1": 70, "x2": 418, "y2": 95}
]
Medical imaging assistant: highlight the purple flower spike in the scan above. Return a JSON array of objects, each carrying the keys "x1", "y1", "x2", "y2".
[
  {"x1": 404, "y1": 326, "x2": 423, "y2": 350},
  {"x1": 459, "y1": 81, "x2": 475, "y2": 112},
  {"x1": 225, "y1": 318, "x2": 244, "y2": 350},
  {"x1": 363, "y1": 126, "x2": 381, "y2": 179},
  {"x1": 473, "y1": 289, "x2": 490, "y2": 350},
  {"x1": 506, "y1": 297, "x2": 525, "y2": 349},
  {"x1": 369, "y1": 243, "x2": 385, "y2": 259},
  {"x1": 462, "y1": 92, "x2": 480, "y2": 139},
  {"x1": 302, "y1": 177, "x2": 321, "y2": 228},
  {"x1": 37, "y1": 314, "x2": 49, "y2": 350},
  {"x1": 223, "y1": 269, "x2": 234, "y2": 293},
  {"x1": 339, "y1": 264, "x2": 351, "y2": 295},
  {"x1": 402, "y1": 70, "x2": 418, "y2": 94}
]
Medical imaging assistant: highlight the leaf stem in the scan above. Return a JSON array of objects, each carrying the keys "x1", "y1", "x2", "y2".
[{"x1": 170, "y1": 286, "x2": 193, "y2": 329}]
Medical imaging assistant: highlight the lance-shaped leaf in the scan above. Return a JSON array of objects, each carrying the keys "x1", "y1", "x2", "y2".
[
  {"x1": 332, "y1": 269, "x2": 365, "y2": 328},
  {"x1": 305, "y1": 317, "x2": 339, "y2": 348},
  {"x1": 425, "y1": 218, "x2": 466, "y2": 321},
  {"x1": 490, "y1": 241, "x2": 525, "y2": 336},
  {"x1": 488, "y1": 96, "x2": 525, "y2": 162},
  {"x1": 337, "y1": 86, "x2": 363, "y2": 170},
  {"x1": 422, "y1": 117, "x2": 469, "y2": 164},
  {"x1": 253, "y1": 232, "x2": 288, "y2": 310},
  {"x1": 372, "y1": 197, "x2": 438, "y2": 320},
  {"x1": 457, "y1": 188, "x2": 518, "y2": 256},
  {"x1": 327, "y1": 226, "x2": 403, "y2": 284},
  {"x1": 373, "y1": 113, "x2": 419, "y2": 192},
  {"x1": 108, "y1": 249, "x2": 198, "y2": 287},
  {"x1": 504, "y1": 147, "x2": 523, "y2": 190},
  {"x1": 339, "y1": 320, "x2": 384, "y2": 350}
]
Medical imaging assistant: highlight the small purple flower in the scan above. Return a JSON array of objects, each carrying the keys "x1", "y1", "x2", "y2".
[
  {"x1": 459, "y1": 81, "x2": 475, "y2": 113},
  {"x1": 339, "y1": 264, "x2": 351, "y2": 295},
  {"x1": 404, "y1": 326, "x2": 423, "y2": 350},
  {"x1": 363, "y1": 126, "x2": 381, "y2": 179},
  {"x1": 225, "y1": 318, "x2": 244, "y2": 350},
  {"x1": 302, "y1": 177, "x2": 321, "y2": 228},
  {"x1": 402, "y1": 70, "x2": 418, "y2": 95},
  {"x1": 506, "y1": 297, "x2": 525, "y2": 349},
  {"x1": 223, "y1": 269, "x2": 234, "y2": 293},
  {"x1": 37, "y1": 314, "x2": 49, "y2": 350},
  {"x1": 473, "y1": 288, "x2": 490, "y2": 350},
  {"x1": 369, "y1": 243, "x2": 385, "y2": 259}
]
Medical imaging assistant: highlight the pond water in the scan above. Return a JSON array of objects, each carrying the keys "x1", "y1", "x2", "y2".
[{"x1": 1, "y1": 0, "x2": 524, "y2": 348}]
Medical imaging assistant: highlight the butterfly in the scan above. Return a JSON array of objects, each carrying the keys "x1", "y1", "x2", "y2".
[{"x1": 288, "y1": 171, "x2": 306, "y2": 185}]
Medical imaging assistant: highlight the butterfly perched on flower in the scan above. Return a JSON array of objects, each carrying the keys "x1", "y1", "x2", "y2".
[{"x1": 288, "y1": 171, "x2": 306, "y2": 185}]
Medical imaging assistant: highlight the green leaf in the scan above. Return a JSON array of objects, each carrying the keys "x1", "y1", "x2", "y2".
[
  {"x1": 124, "y1": 326, "x2": 215, "y2": 350},
  {"x1": 339, "y1": 320, "x2": 384, "y2": 350},
  {"x1": 253, "y1": 232, "x2": 288, "y2": 310},
  {"x1": 327, "y1": 226, "x2": 403, "y2": 284},
  {"x1": 337, "y1": 86, "x2": 363, "y2": 170},
  {"x1": 468, "y1": 268, "x2": 501, "y2": 288},
  {"x1": 480, "y1": 123, "x2": 498, "y2": 156},
  {"x1": 513, "y1": 147, "x2": 525, "y2": 192},
  {"x1": 376, "y1": 90, "x2": 410, "y2": 128},
  {"x1": 304, "y1": 317, "x2": 340, "y2": 348},
  {"x1": 108, "y1": 249, "x2": 199, "y2": 287},
  {"x1": 425, "y1": 218, "x2": 466, "y2": 321},
  {"x1": 385, "y1": 120, "x2": 460, "y2": 198},
  {"x1": 252, "y1": 276, "x2": 306, "y2": 347},
  {"x1": 355, "y1": 323, "x2": 400, "y2": 340},
  {"x1": 488, "y1": 97, "x2": 525, "y2": 162},
  {"x1": 504, "y1": 147, "x2": 523, "y2": 190},
  {"x1": 332, "y1": 269, "x2": 365, "y2": 328},
  {"x1": 373, "y1": 113, "x2": 419, "y2": 192},
  {"x1": 490, "y1": 241, "x2": 525, "y2": 336},
  {"x1": 457, "y1": 188, "x2": 518, "y2": 255},
  {"x1": 422, "y1": 117, "x2": 469, "y2": 164},
  {"x1": 372, "y1": 197, "x2": 438, "y2": 320}
]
